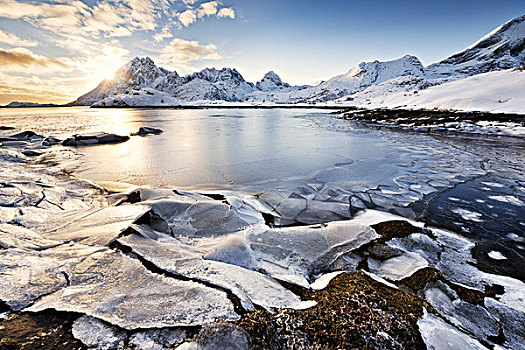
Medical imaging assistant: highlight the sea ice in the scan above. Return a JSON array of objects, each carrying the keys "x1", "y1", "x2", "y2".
[
  {"x1": 418, "y1": 311, "x2": 487, "y2": 350},
  {"x1": 488, "y1": 195, "x2": 525, "y2": 207},
  {"x1": 370, "y1": 252, "x2": 428, "y2": 281},
  {"x1": 129, "y1": 328, "x2": 187, "y2": 350},
  {"x1": 0, "y1": 248, "x2": 67, "y2": 311},
  {"x1": 451, "y1": 208, "x2": 483, "y2": 222},
  {"x1": 488, "y1": 250, "x2": 507, "y2": 260},
  {"x1": 118, "y1": 232, "x2": 315, "y2": 311},
  {"x1": 42, "y1": 205, "x2": 149, "y2": 246},
  {"x1": 27, "y1": 248, "x2": 238, "y2": 329},
  {"x1": 72, "y1": 315, "x2": 126, "y2": 350}
]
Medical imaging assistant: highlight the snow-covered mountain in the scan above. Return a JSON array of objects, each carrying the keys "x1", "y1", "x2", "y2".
[
  {"x1": 172, "y1": 68, "x2": 255, "y2": 102},
  {"x1": 72, "y1": 14, "x2": 525, "y2": 109},
  {"x1": 427, "y1": 14, "x2": 525, "y2": 78},
  {"x1": 73, "y1": 57, "x2": 180, "y2": 106},
  {"x1": 265, "y1": 55, "x2": 426, "y2": 103},
  {"x1": 256, "y1": 71, "x2": 291, "y2": 91}
]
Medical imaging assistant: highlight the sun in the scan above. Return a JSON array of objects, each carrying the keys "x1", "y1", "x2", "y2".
[{"x1": 101, "y1": 67, "x2": 118, "y2": 81}]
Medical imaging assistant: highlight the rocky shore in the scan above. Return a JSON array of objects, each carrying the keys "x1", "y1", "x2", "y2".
[{"x1": 338, "y1": 108, "x2": 525, "y2": 137}]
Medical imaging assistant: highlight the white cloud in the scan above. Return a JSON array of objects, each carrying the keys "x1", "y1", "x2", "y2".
[
  {"x1": 158, "y1": 38, "x2": 220, "y2": 71},
  {"x1": 0, "y1": 0, "x2": 236, "y2": 103},
  {"x1": 178, "y1": 9, "x2": 197, "y2": 27},
  {"x1": 153, "y1": 25, "x2": 173, "y2": 42},
  {"x1": 197, "y1": 1, "x2": 219, "y2": 17},
  {"x1": 177, "y1": 1, "x2": 234, "y2": 27},
  {"x1": 217, "y1": 7, "x2": 235, "y2": 19},
  {"x1": 0, "y1": 29, "x2": 38, "y2": 47}
]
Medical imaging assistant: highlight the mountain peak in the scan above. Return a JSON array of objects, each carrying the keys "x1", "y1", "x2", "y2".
[
  {"x1": 256, "y1": 71, "x2": 291, "y2": 91},
  {"x1": 427, "y1": 14, "x2": 525, "y2": 77}
]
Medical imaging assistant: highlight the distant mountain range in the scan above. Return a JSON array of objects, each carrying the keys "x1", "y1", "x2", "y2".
[
  {"x1": 71, "y1": 14, "x2": 524, "y2": 108},
  {"x1": 3, "y1": 101, "x2": 58, "y2": 108}
]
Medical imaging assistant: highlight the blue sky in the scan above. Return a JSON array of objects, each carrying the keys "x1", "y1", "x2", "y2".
[{"x1": 0, "y1": 0, "x2": 523, "y2": 103}]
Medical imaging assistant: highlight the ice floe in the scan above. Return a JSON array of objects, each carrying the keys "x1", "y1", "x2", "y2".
[
  {"x1": 27, "y1": 248, "x2": 238, "y2": 329},
  {"x1": 488, "y1": 250, "x2": 508, "y2": 260},
  {"x1": 418, "y1": 311, "x2": 486, "y2": 350},
  {"x1": 488, "y1": 195, "x2": 525, "y2": 206},
  {"x1": 72, "y1": 315, "x2": 126, "y2": 350}
]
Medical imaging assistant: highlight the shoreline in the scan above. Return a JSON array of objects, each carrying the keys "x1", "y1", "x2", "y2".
[{"x1": 1, "y1": 103, "x2": 524, "y2": 116}]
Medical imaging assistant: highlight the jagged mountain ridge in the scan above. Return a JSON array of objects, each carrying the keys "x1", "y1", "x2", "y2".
[
  {"x1": 73, "y1": 59, "x2": 293, "y2": 105},
  {"x1": 72, "y1": 14, "x2": 525, "y2": 106}
]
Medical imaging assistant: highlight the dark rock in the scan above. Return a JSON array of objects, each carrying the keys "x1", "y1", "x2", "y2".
[
  {"x1": 0, "y1": 130, "x2": 43, "y2": 142},
  {"x1": 43, "y1": 136, "x2": 62, "y2": 146},
  {"x1": 62, "y1": 133, "x2": 130, "y2": 146},
  {"x1": 22, "y1": 150, "x2": 42, "y2": 157},
  {"x1": 9, "y1": 131, "x2": 39, "y2": 140},
  {"x1": 132, "y1": 127, "x2": 164, "y2": 136},
  {"x1": 0, "y1": 310, "x2": 85, "y2": 350},
  {"x1": 0, "y1": 126, "x2": 15, "y2": 130}
]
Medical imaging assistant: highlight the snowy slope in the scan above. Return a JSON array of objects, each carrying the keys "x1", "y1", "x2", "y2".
[
  {"x1": 427, "y1": 15, "x2": 525, "y2": 78},
  {"x1": 359, "y1": 68, "x2": 525, "y2": 114}
]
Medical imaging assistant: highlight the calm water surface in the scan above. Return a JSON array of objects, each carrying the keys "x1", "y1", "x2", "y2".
[{"x1": 0, "y1": 107, "x2": 408, "y2": 188}]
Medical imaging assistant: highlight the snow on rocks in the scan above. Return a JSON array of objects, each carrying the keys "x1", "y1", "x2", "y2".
[
  {"x1": 255, "y1": 71, "x2": 291, "y2": 91},
  {"x1": 361, "y1": 68, "x2": 525, "y2": 116}
]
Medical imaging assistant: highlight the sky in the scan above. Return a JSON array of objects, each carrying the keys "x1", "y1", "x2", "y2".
[{"x1": 0, "y1": 0, "x2": 523, "y2": 104}]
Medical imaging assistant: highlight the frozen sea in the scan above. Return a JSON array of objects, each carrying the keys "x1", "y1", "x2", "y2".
[
  {"x1": 1, "y1": 106, "x2": 524, "y2": 279},
  {"x1": 1, "y1": 106, "x2": 525, "y2": 348}
]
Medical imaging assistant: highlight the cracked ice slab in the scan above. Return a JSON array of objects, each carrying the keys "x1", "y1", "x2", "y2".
[
  {"x1": 118, "y1": 231, "x2": 316, "y2": 311},
  {"x1": 42, "y1": 205, "x2": 150, "y2": 246},
  {"x1": 369, "y1": 252, "x2": 429, "y2": 281},
  {"x1": 26, "y1": 248, "x2": 238, "y2": 329},
  {"x1": 418, "y1": 311, "x2": 486, "y2": 350},
  {"x1": 245, "y1": 220, "x2": 379, "y2": 286},
  {"x1": 0, "y1": 224, "x2": 63, "y2": 250},
  {"x1": 0, "y1": 248, "x2": 67, "y2": 311}
]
